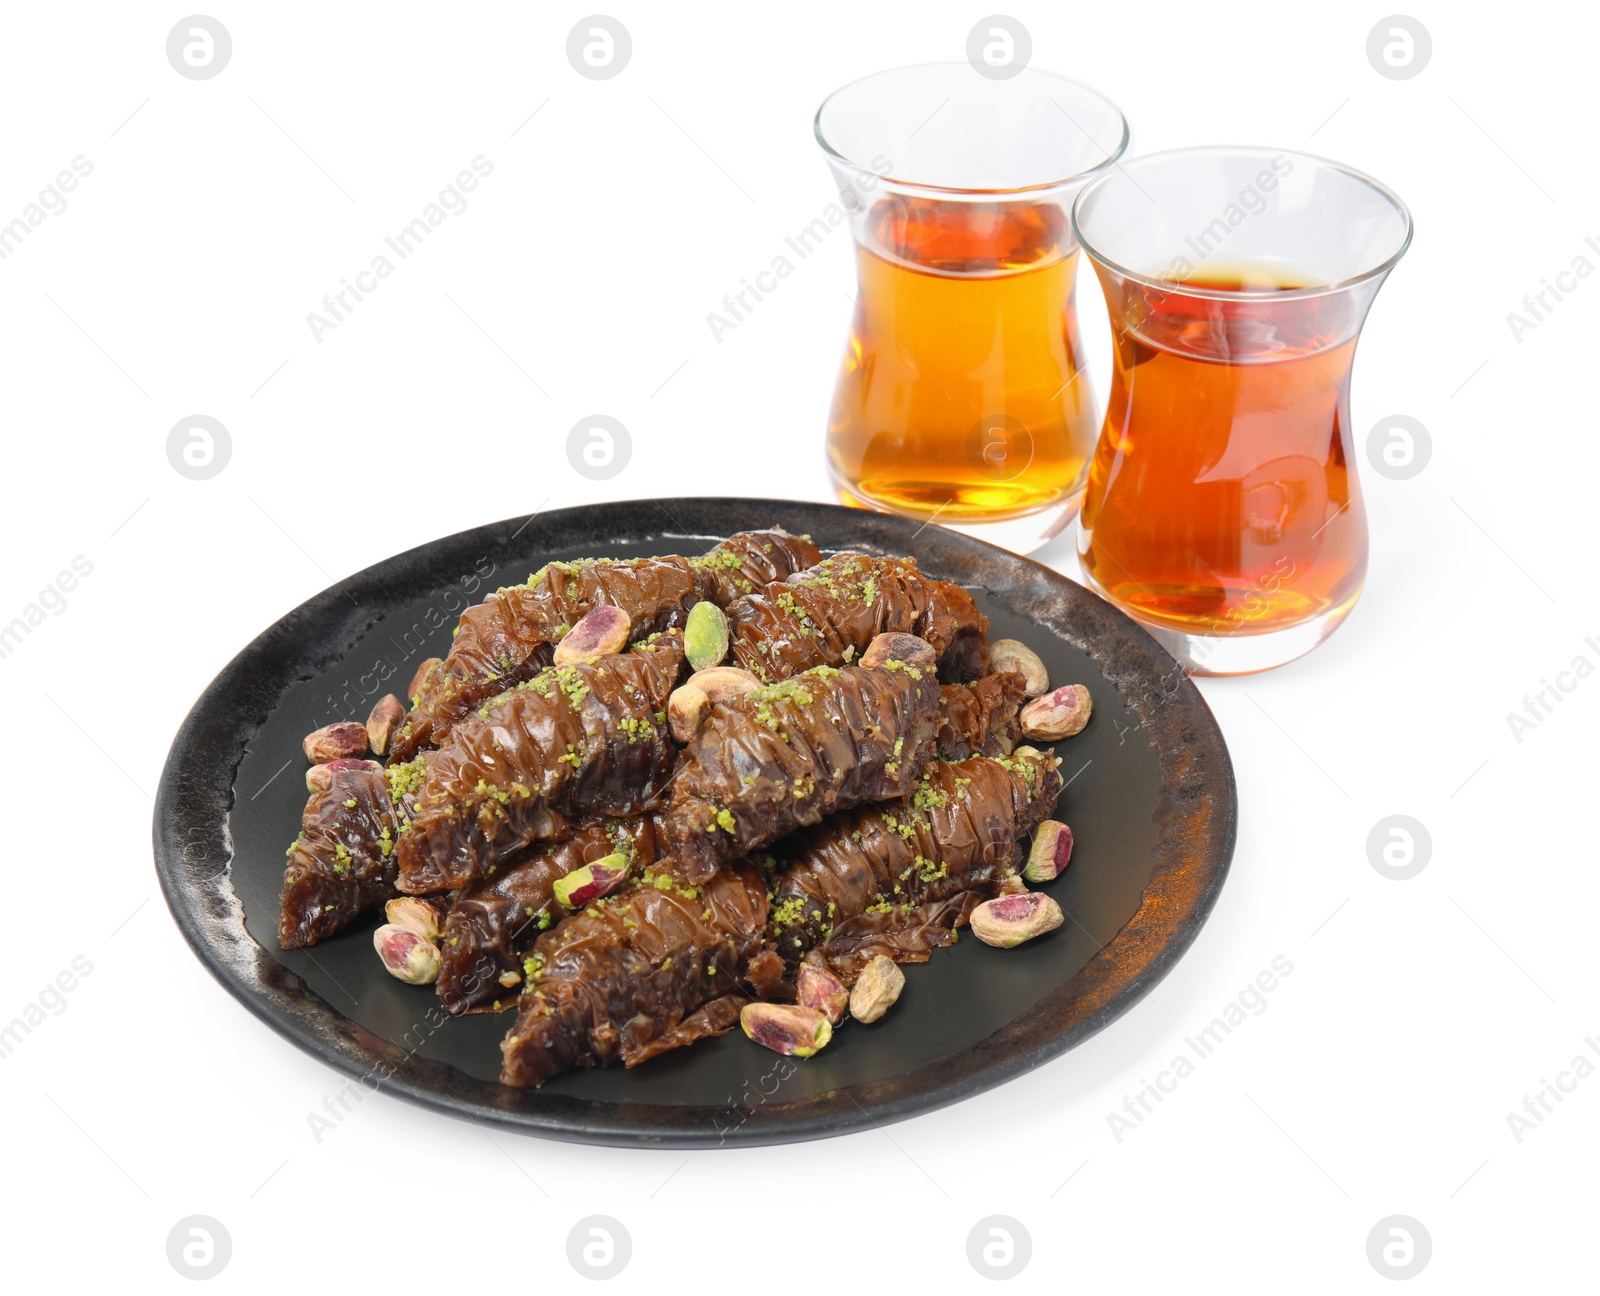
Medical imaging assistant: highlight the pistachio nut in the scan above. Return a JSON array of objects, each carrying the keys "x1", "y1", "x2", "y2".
[
  {"x1": 366, "y1": 693, "x2": 406, "y2": 757},
  {"x1": 373, "y1": 923, "x2": 441, "y2": 984},
  {"x1": 668, "y1": 682, "x2": 710, "y2": 742},
  {"x1": 849, "y1": 954, "x2": 905, "y2": 1023},
  {"x1": 385, "y1": 896, "x2": 444, "y2": 942},
  {"x1": 303, "y1": 721, "x2": 369, "y2": 764},
  {"x1": 740, "y1": 1002, "x2": 833, "y2": 1057},
  {"x1": 970, "y1": 891, "x2": 1064, "y2": 948},
  {"x1": 684, "y1": 600, "x2": 731, "y2": 672},
  {"x1": 306, "y1": 757, "x2": 382, "y2": 794},
  {"x1": 796, "y1": 956, "x2": 850, "y2": 1025},
  {"x1": 860, "y1": 632, "x2": 936, "y2": 673},
  {"x1": 1019, "y1": 684, "x2": 1092, "y2": 741},
  {"x1": 990, "y1": 639, "x2": 1050, "y2": 698},
  {"x1": 552, "y1": 604, "x2": 632, "y2": 666},
  {"x1": 1022, "y1": 820, "x2": 1074, "y2": 883},
  {"x1": 551, "y1": 851, "x2": 631, "y2": 908},
  {"x1": 408, "y1": 656, "x2": 442, "y2": 705}
]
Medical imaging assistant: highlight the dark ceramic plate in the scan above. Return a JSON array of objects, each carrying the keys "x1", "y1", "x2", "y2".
[{"x1": 154, "y1": 498, "x2": 1235, "y2": 1147}]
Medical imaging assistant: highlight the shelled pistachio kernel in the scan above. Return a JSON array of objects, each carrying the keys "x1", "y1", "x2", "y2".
[
  {"x1": 684, "y1": 601, "x2": 730, "y2": 671},
  {"x1": 553, "y1": 604, "x2": 631, "y2": 666},
  {"x1": 849, "y1": 954, "x2": 905, "y2": 1023},
  {"x1": 991, "y1": 639, "x2": 1050, "y2": 697},
  {"x1": 970, "y1": 891, "x2": 1064, "y2": 948},
  {"x1": 740, "y1": 1002, "x2": 833, "y2": 1057},
  {"x1": 551, "y1": 851, "x2": 630, "y2": 908}
]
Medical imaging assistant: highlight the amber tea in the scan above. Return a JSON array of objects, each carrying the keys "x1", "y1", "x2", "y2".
[
  {"x1": 1079, "y1": 267, "x2": 1368, "y2": 650},
  {"x1": 814, "y1": 65, "x2": 1130, "y2": 550},
  {"x1": 1071, "y1": 145, "x2": 1412, "y2": 673},
  {"x1": 826, "y1": 196, "x2": 1099, "y2": 522}
]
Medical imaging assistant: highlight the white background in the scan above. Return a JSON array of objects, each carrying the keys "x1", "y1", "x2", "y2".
[{"x1": 2, "y1": 2, "x2": 1594, "y2": 1289}]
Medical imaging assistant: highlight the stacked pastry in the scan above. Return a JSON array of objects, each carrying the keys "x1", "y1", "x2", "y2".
[{"x1": 277, "y1": 529, "x2": 1087, "y2": 1087}]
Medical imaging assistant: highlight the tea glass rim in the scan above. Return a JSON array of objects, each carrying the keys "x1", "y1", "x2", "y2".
[
  {"x1": 813, "y1": 61, "x2": 1131, "y2": 198},
  {"x1": 1070, "y1": 144, "x2": 1415, "y2": 302}
]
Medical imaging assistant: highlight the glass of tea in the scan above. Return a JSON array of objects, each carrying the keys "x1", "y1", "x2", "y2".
[
  {"x1": 1071, "y1": 147, "x2": 1413, "y2": 674},
  {"x1": 814, "y1": 65, "x2": 1129, "y2": 553}
]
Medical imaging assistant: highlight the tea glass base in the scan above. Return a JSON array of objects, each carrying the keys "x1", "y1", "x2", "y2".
[
  {"x1": 1079, "y1": 573, "x2": 1362, "y2": 676},
  {"x1": 832, "y1": 481, "x2": 1083, "y2": 556}
]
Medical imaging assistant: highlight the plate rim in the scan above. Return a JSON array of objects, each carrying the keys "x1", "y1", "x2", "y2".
[{"x1": 153, "y1": 496, "x2": 1236, "y2": 1148}]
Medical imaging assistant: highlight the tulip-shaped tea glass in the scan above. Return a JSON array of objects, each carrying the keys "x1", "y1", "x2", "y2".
[
  {"x1": 1071, "y1": 147, "x2": 1412, "y2": 674},
  {"x1": 815, "y1": 64, "x2": 1129, "y2": 553}
]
